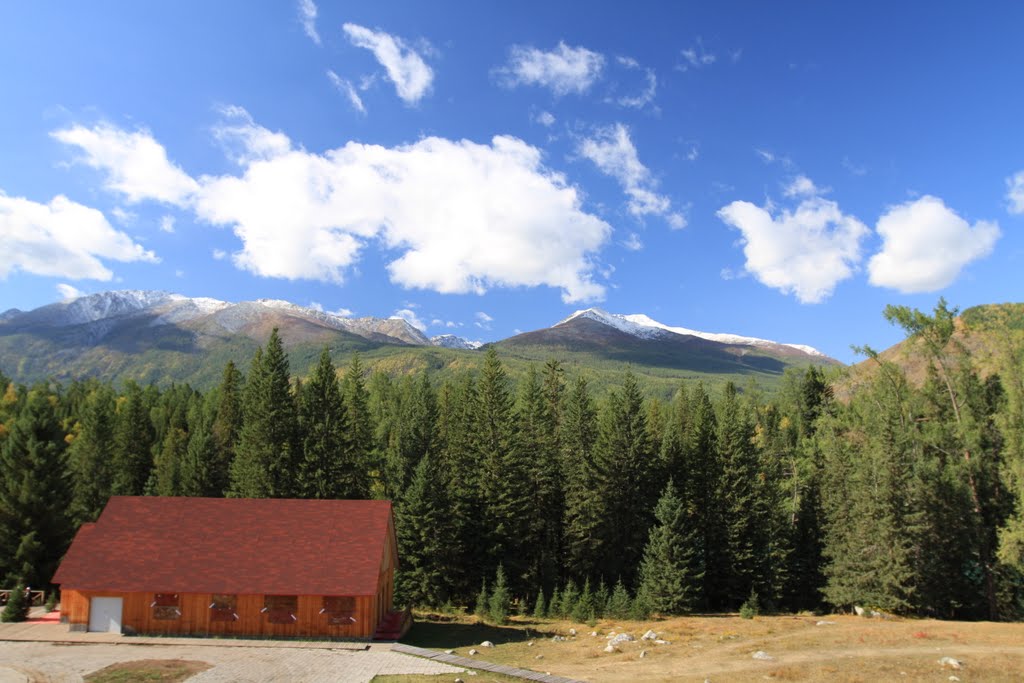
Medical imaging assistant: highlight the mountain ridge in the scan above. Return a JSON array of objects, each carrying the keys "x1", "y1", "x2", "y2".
[{"x1": 0, "y1": 289, "x2": 837, "y2": 390}]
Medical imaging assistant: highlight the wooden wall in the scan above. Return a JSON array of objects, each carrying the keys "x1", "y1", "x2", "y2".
[{"x1": 61, "y1": 589, "x2": 380, "y2": 638}]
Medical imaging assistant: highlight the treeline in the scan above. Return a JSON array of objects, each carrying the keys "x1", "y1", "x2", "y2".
[{"x1": 1, "y1": 302, "x2": 1023, "y2": 620}]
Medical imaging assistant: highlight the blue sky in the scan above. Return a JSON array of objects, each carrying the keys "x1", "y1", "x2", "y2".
[{"x1": 2, "y1": 2, "x2": 1023, "y2": 361}]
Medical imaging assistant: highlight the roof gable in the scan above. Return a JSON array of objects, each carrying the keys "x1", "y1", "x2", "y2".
[{"x1": 53, "y1": 497, "x2": 394, "y2": 595}]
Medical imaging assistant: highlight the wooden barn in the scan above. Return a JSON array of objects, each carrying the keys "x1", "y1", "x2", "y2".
[{"x1": 52, "y1": 496, "x2": 406, "y2": 639}]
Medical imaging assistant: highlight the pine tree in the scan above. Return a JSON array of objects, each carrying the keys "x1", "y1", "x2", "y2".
[
  {"x1": 296, "y1": 348, "x2": 349, "y2": 499},
  {"x1": 533, "y1": 588, "x2": 547, "y2": 618},
  {"x1": 178, "y1": 394, "x2": 218, "y2": 497},
  {"x1": 474, "y1": 580, "x2": 489, "y2": 620},
  {"x1": 0, "y1": 387, "x2": 72, "y2": 588},
  {"x1": 152, "y1": 427, "x2": 188, "y2": 496},
  {"x1": 572, "y1": 578, "x2": 596, "y2": 622},
  {"x1": 488, "y1": 564, "x2": 511, "y2": 624},
  {"x1": 434, "y1": 376, "x2": 485, "y2": 602},
  {"x1": 339, "y1": 353, "x2": 372, "y2": 499},
  {"x1": 381, "y1": 373, "x2": 436, "y2": 500},
  {"x1": 515, "y1": 365, "x2": 563, "y2": 595},
  {"x1": 716, "y1": 382, "x2": 765, "y2": 608},
  {"x1": 68, "y1": 385, "x2": 116, "y2": 524},
  {"x1": 395, "y1": 453, "x2": 451, "y2": 607},
  {"x1": 110, "y1": 380, "x2": 154, "y2": 496},
  {"x1": 605, "y1": 579, "x2": 632, "y2": 619},
  {"x1": 820, "y1": 357, "x2": 924, "y2": 613},
  {"x1": 210, "y1": 360, "x2": 243, "y2": 496},
  {"x1": 0, "y1": 582, "x2": 29, "y2": 622},
  {"x1": 561, "y1": 376, "x2": 603, "y2": 584},
  {"x1": 229, "y1": 330, "x2": 299, "y2": 498},
  {"x1": 593, "y1": 371, "x2": 654, "y2": 587},
  {"x1": 478, "y1": 348, "x2": 530, "y2": 592},
  {"x1": 637, "y1": 479, "x2": 703, "y2": 614}
]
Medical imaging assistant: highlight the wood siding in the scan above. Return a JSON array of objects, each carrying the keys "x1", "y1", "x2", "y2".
[{"x1": 61, "y1": 589, "x2": 380, "y2": 638}]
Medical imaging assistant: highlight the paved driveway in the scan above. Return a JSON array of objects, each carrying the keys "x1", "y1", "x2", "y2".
[{"x1": 0, "y1": 641, "x2": 464, "y2": 682}]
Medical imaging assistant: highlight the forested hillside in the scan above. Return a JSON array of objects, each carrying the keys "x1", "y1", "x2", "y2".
[{"x1": 2, "y1": 301, "x2": 1023, "y2": 622}]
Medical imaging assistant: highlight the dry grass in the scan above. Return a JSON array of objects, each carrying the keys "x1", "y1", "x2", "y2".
[
  {"x1": 83, "y1": 659, "x2": 211, "y2": 682},
  {"x1": 400, "y1": 611, "x2": 1024, "y2": 682}
]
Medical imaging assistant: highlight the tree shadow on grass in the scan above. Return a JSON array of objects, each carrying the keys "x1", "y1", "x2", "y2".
[{"x1": 400, "y1": 617, "x2": 556, "y2": 649}]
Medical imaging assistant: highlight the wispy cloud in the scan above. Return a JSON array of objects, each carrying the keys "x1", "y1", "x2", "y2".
[
  {"x1": 297, "y1": 0, "x2": 320, "y2": 45},
  {"x1": 578, "y1": 123, "x2": 686, "y2": 229},
  {"x1": 679, "y1": 37, "x2": 716, "y2": 70},
  {"x1": 1007, "y1": 170, "x2": 1024, "y2": 215},
  {"x1": 159, "y1": 214, "x2": 175, "y2": 233},
  {"x1": 613, "y1": 56, "x2": 657, "y2": 109},
  {"x1": 343, "y1": 23, "x2": 434, "y2": 104},
  {"x1": 496, "y1": 41, "x2": 604, "y2": 96},
  {"x1": 327, "y1": 70, "x2": 366, "y2": 114}
]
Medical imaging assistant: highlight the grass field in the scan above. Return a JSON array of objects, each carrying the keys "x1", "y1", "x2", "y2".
[{"x1": 388, "y1": 611, "x2": 1024, "y2": 682}]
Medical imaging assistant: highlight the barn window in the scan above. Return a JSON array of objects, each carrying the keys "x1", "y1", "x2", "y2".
[
  {"x1": 262, "y1": 595, "x2": 298, "y2": 624},
  {"x1": 151, "y1": 593, "x2": 181, "y2": 620},
  {"x1": 209, "y1": 594, "x2": 238, "y2": 622},
  {"x1": 321, "y1": 596, "x2": 357, "y2": 625}
]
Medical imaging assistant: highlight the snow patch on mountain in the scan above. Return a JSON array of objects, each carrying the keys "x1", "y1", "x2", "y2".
[
  {"x1": 558, "y1": 308, "x2": 826, "y2": 357},
  {"x1": 431, "y1": 334, "x2": 483, "y2": 350}
]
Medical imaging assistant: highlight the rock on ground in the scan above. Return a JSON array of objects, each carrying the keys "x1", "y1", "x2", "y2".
[
  {"x1": 641, "y1": 629, "x2": 658, "y2": 640},
  {"x1": 752, "y1": 651, "x2": 774, "y2": 661}
]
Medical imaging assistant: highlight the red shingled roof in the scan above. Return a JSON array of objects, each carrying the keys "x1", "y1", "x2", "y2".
[{"x1": 52, "y1": 497, "x2": 394, "y2": 595}]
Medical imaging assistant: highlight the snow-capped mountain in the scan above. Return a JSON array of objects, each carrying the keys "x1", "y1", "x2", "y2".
[
  {"x1": 431, "y1": 334, "x2": 484, "y2": 350},
  {"x1": 557, "y1": 308, "x2": 827, "y2": 358}
]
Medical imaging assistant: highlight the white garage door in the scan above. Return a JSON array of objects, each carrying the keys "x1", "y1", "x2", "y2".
[{"x1": 88, "y1": 597, "x2": 123, "y2": 633}]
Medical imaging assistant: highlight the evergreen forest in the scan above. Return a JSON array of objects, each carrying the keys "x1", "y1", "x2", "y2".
[{"x1": 2, "y1": 301, "x2": 1024, "y2": 621}]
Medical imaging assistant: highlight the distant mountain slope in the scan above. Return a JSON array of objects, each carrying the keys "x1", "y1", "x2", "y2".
[
  {"x1": 840, "y1": 303, "x2": 1024, "y2": 397},
  {"x1": 496, "y1": 307, "x2": 838, "y2": 382},
  {"x1": 0, "y1": 291, "x2": 836, "y2": 392}
]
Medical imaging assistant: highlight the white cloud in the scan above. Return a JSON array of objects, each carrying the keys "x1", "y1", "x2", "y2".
[
  {"x1": 783, "y1": 174, "x2": 826, "y2": 198},
  {"x1": 212, "y1": 249, "x2": 227, "y2": 260},
  {"x1": 298, "y1": 0, "x2": 320, "y2": 45},
  {"x1": 343, "y1": 23, "x2": 434, "y2": 104},
  {"x1": 175, "y1": 269, "x2": 185, "y2": 278},
  {"x1": 474, "y1": 311, "x2": 493, "y2": 330},
  {"x1": 1007, "y1": 170, "x2": 1024, "y2": 215},
  {"x1": 327, "y1": 70, "x2": 366, "y2": 114},
  {"x1": 56, "y1": 283, "x2": 84, "y2": 301},
  {"x1": 578, "y1": 123, "x2": 686, "y2": 229},
  {"x1": 497, "y1": 41, "x2": 604, "y2": 95},
  {"x1": 613, "y1": 58, "x2": 657, "y2": 109},
  {"x1": 622, "y1": 232, "x2": 643, "y2": 251},
  {"x1": 212, "y1": 106, "x2": 291, "y2": 166},
  {"x1": 536, "y1": 111, "x2": 556, "y2": 127},
  {"x1": 159, "y1": 215, "x2": 175, "y2": 233},
  {"x1": 842, "y1": 156, "x2": 867, "y2": 176},
  {"x1": 308, "y1": 301, "x2": 324, "y2": 312},
  {"x1": 194, "y1": 124, "x2": 611, "y2": 302},
  {"x1": 51, "y1": 123, "x2": 199, "y2": 206},
  {"x1": 0, "y1": 191, "x2": 159, "y2": 281},
  {"x1": 868, "y1": 195, "x2": 1000, "y2": 293},
  {"x1": 333, "y1": 307, "x2": 354, "y2": 317},
  {"x1": 717, "y1": 194, "x2": 869, "y2": 303},
  {"x1": 679, "y1": 38, "x2": 716, "y2": 70},
  {"x1": 111, "y1": 207, "x2": 136, "y2": 225},
  {"x1": 391, "y1": 308, "x2": 426, "y2": 331}
]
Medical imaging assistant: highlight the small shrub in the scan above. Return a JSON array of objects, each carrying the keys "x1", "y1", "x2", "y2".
[
  {"x1": 44, "y1": 591, "x2": 58, "y2": 613},
  {"x1": 1, "y1": 583, "x2": 29, "y2": 623},
  {"x1": 740, "y1": 588, "x2": 761, "y2": 620},
  {"x1": 474, "y1": 580, "x2": 489, "y2": 621},
  {"x1": 533, "y1": 589, "x2": 546, "y2": 619},
  {"x1": 488, "y1": 565, "x2": 510, "y2": 624}
]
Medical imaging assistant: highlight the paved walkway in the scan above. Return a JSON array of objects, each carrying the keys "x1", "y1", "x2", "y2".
[
  {"x1": 393, "y1": 643, "x2": 584, "y2": 683},
  {"x1": 0, "y1": 641, "x2": 465, "y2": 683}
]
